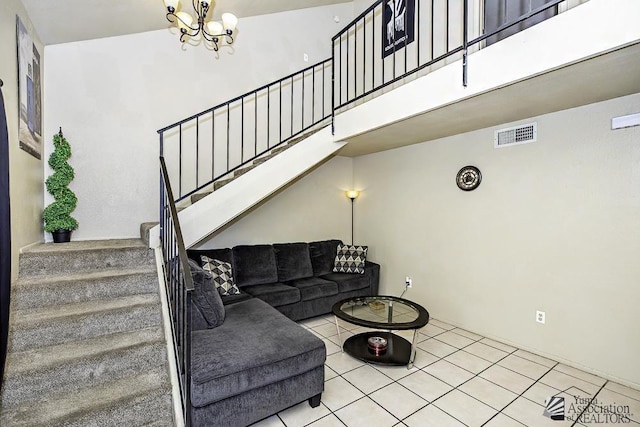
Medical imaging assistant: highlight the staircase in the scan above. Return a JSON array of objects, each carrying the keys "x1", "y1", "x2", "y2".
[
  {"x1": 0, "y1": 239, "x2": 173, "y2": 426},
  {"x1": 148, "y1": 125, "x2": 344, "y2": 249}
]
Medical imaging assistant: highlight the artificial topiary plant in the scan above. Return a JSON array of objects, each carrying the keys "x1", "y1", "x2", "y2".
[{"x1": 43, "y1": 128, "x2": 78, "y2": 240}]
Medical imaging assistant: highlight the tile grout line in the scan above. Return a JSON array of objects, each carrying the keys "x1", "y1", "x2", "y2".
[
  {"x1": 570, "y1": 380, "x2": 608, "y2": 427},
  {"x1": 421, "y1": 345, "x2": 521, "y2": 426},
  {"x1": 480, "y1": 360, "x2": 559, "y2": 426}
]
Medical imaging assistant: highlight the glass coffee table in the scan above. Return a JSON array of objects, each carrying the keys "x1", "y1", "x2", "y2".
[{"x1": 332, "y1": 296, "x2": 429, "y2": 368}]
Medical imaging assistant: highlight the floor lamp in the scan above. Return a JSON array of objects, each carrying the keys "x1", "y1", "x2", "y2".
[{"x1": 345, "y1": 190, "x2": 359, "y2": 245}]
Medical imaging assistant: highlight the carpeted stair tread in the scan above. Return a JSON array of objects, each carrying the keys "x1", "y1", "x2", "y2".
[
  {"x1": 19, "y1": 238, "x2": 154, "y2": 277},
  {"x1": 191, "y1": 191, "x2": 212, "y2": 204},
  {"x1": 22, "y1": 238, "x2": 148, "y2": 253},
  {"x1": 9, "y1": 294, "x2": 162, "y2": 352},
  {"x1": 6, "y1": 326, "x2": 164, "y2": 375},
  {"x1": 16, "y1": 265, "x2": 156, "y2": 284},
  {"x1": 234, "y1": 163, "x2": 257, "y2": 177},
  {"x1": 14, "y1": 293, "x2": 159, "y2": 324},
  {"x1": 0, "y1": 368, "x2": 172, "y2": 427},
  {"x1": 1, "y1": 327, "x2": 167, "y2": 408},
  {"x1": 213, "y1": 176, "x2": 234, "y2": 190},
  {"x1": 12, "y1": 266, "x2": 158, "y2": 310}
]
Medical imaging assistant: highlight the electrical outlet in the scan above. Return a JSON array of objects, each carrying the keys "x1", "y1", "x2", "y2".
[
  {"x1": 405, "y1": 276, "x2": 412, "y2": 288},
  {"x1": 536, "y1": 310, "x2": 546, "y2": 324}
]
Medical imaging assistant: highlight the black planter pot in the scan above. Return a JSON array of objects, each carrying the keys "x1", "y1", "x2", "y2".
[{"x1": 51, "y1": 230, "x2": 72, "y2": 243}]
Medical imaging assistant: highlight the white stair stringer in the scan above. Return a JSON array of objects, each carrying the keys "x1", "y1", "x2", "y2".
[{"x1": 149, "y1": 125, "x2": 345, "y2": 248}]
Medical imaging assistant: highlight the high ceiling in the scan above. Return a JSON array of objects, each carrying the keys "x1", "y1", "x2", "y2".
[{"x1": 21, "y1": 0, "x2": 352, "y2": 45}]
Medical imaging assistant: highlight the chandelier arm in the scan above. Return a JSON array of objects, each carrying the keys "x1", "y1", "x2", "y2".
[
  {"x1": 200, "y1": 30, "x2": 221, "y2": 51},
  {"x1": 166, "y1": 11, "x2": 201, "y2": 35},
  {"x1": 165, "y1": 11, "x2": 177, "y2": 24}
]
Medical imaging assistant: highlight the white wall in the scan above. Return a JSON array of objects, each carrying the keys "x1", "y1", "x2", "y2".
[
  {"x1": 0, "y1": 0, "x2": 45, "y2": 280},
  {"x1": 354, "y1": 93, "x2": 640, "y2": 387},
  {"x1": 195, "y1": 156, "x2": 354, "y2": 249},
  {"x1": 43, "y1": 4, "x2": 353, "y2": 241}
]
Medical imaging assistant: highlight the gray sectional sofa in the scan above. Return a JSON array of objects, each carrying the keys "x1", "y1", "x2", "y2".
[{"x1": 186, "y1": 239, "x2": 380, "y2": 426}]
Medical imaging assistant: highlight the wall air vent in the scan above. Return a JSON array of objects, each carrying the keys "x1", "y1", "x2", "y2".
[{"x1": 494, "y1": 122, "x2": 537, "y2": 148}]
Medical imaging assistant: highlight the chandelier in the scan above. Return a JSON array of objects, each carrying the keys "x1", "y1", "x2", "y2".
[{"x1": 163, "y1": 0, "x2": 238, "y2": 50}]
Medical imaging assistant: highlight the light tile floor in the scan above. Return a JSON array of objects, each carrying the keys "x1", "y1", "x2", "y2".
[{"x1": 251, "y1": 315, "x2": 640, "y2": 427}]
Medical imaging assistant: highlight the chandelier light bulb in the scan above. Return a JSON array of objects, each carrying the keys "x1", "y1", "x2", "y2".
[
  {"x1": 175, "y1": 12, "x2": 194, "y2": 31},
  {"x1": 164, "y1": 0, "x2": 180, "y2": 13},
  {"x1": 221, "y1": 13, "x2": 238, "y2": 32},
  {"x1": 206, "y1": 21, "x2": 224, "y2": 37}
]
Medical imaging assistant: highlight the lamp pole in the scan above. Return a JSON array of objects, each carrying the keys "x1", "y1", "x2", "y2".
[
  {"x1": 350, "y1": 197, "x2": 355, "y2": 245},
  {"x1": 345, "y1": 190, "x2": 359, "y2": 245}
]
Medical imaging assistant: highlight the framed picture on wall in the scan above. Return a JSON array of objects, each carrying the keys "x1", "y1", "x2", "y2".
[
  {"x1": 382, "y1": 0, "x2": 415, "y2": 58},
  {"x1": 16, "y1": 16, "x2": 42, "y2": 160}
]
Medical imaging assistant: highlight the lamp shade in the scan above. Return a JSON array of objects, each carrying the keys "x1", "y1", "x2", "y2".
[
  {"x1": 175, "y1": 11, "x2": 194, "y2": 30},
  {"x1": 345, "y1": 190, "x2": 360, "y2": 200},
  {"x1": 164, "y1": 0, "x2": 180, "y2": 11},
  {"x1": 206, "y1": 21, "x2": 224, "y2": 36},
  {"x1": 221, "y1": 13, "x2": 238, "y2": 32}
]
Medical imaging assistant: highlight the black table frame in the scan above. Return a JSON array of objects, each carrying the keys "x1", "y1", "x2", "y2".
[{"x1": 332, "y1": 296, "x2": 429, "y2": 368}]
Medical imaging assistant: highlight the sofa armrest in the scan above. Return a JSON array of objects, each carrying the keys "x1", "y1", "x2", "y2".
[{"x1": 364, "y1": 261, "x2": 380, "y2": 295}]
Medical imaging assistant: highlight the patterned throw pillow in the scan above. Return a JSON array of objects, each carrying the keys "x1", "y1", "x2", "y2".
[
  {"x1": 333, "y1": 244, "x2": 368, "y2": 274},
  {"x1": 200, "y1": 255, "x2": 241, "y2": 296}
]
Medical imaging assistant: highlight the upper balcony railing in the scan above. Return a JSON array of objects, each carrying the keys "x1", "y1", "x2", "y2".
[{"x1": 332, "y1": 0, "x2": 567, "y2": 112}]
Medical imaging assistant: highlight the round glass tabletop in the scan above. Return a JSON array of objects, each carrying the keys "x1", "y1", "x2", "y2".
[{"x1": 332, "y1": 296, "x2": 429, "y2": 330}]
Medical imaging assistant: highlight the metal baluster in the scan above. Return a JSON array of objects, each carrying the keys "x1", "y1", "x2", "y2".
[
  {"x1": 290, "y1": 76, "x2": 294, "y2": 138},
  {"x1": 446, "y1": 0, "x2": 450, "y2": 52},
  {"x1": 211, "y1": 110, "x2": 216, "y2": 181},
  {"x1": 241, "y1": 97, "x2": 244, "y2": 163},
  {"x1": 312, "y1": 65, "x2": 316, "y2": 123},
  {"x1": 279, "y1": 81, "x2": 282, "y2": 144},
  {"x1": 195, "y1": 116, "x2": 199, "y2": 189},
  {"x1": 178, "y1": 124, "x2": 182, "y2": 198},
  {"x1": 431, "y1": 0, "x2": 435, "y2": 61},
  {"x1": 463, "y1": 0, "x2": 468, "y2": 87}
]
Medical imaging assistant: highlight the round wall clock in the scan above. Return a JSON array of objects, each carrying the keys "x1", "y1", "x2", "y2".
[{"x1": 456, "y1": 166, "x2": 482, "y2": 191}]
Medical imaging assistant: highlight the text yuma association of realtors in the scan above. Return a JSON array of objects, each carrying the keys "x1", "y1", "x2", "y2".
[{"x1": 566, "y1": 396, "x2": 633, "y2": 424}]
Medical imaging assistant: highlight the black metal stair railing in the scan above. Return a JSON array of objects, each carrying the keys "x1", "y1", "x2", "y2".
[
  {"x1": 332, "y1": 0, "x2": 564, "y2": 112},
  {"x1": 159, "y1": 157, "x2": 194, "y2": 426},
  {"x1": 158, "y1": 59, "x2": 332, "y2": 204}
]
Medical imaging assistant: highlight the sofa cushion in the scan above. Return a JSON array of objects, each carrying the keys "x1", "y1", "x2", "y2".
[
  {"x1": 243, "y1": 283, "x2": 301, "y2": 307},
  {"x1": 201, "y1": 256, "x2": 240, "y2": 296},
  {"x1": 273, "y1": 243, "x2": 313, "y2": 282},
  {"x1": 232, "y1": 245, "x2": 278, "y2": 287},
  {"x1": 288, "y1": 277, "x2": 339, "y2": 302},
  {"x1": 190, "y1": 298, "x2": 326, "y2": 408},
  {"x1": 333, "y1": 244, "x2": 368, "y2": 274},
  {"x1": 321, "y1": 272, "x2": 370, "y2": 293},
  {"x1": 188, "y1": 248, "x2": 233, "y2": 265},
  {"x1": 220, "y1": 290, "x2": 253, "y2": 306},
  {"x1": 188, "y1": 259, "x2": 225, "y2": 329},
  {"x1": 309, "y1": 239, "x2": 342, "y2": 276}
]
